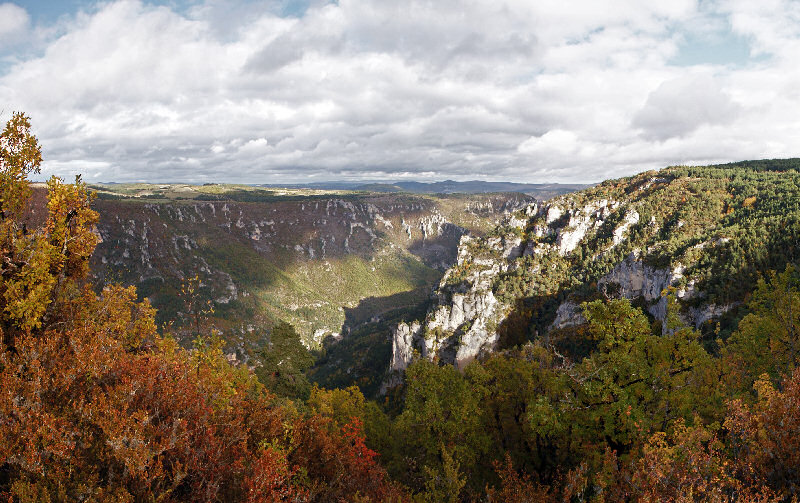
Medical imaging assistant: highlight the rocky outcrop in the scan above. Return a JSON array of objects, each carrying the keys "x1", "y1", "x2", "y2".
[
  {"x1": 386, "y1": 197, "x2": 629, "y2": 372},
  {"x1": 689, "y1": 303, "x2": 735, "y2": 329},
  {"x1": 556, "y1": 199, "x2": 616, "y2": 255},
  {"x1": 384, "y1": 174, "x2": 749, "y2": 388},
  {"x1": 546, "y1": 205, "x2": 564, "y2": 224},
  {"x1": 599, "y1": 253, "x2": 676, "y2": 303},
  {"x1": 548, "y1": 254, "x2": 730, "y2": 333},
  {"x1": 549, "y1": 301, "x2": 586, "y2": 330},
  {"x1": 613, "y1": 210, "x2": 640, "y2": 246},
  {"x1": 386, "y1": 214, "x2": 529, "y2": 378},
  {"x1": 389, "y1": 321, "x2": 422, "y2": 372},
  {"x1": 597, "y1": 253, "x2": 699, "y2": 327}
]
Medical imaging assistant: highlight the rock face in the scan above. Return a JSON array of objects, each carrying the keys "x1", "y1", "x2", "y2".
[
  {"x1": 598, "y1": 252, "x2": 682, "y2": 322},
  {"x1": 593, "y1": 252, "x2": 733, "y2": 329},
  {"x1": 613, "y1": 210, "x2": 640, "y2": 246},
  {"x1": 387, "y1": 238, "x2": 506, "y2": 372},
  {"x1": 599, "y1": 252, "x2": 674, "y2": 303},
  {"x1": 387, "y1": 214, "x2": 530, "y2": 377},
  {"x1": 549, "y1": 301, "x2": 586, "y2": 330},
  {"x1": 556, "y1": 199, "x2": 616, "y2": 255},
  {"x1": 389, "y1": 321, "x2": 422, "y2": 372},
  {"x1": 689, "y1": 303, "x2": 735, "y2": 329},
  {"x1": 383, "y1": 220, "x2": 532, "y2": 389},
  {"x1": 94, "y1": 194, "x2": 534, "y2": 281},
  {"x1": 90, "y1": 192, "x2": 535, "y2": 348},
  {"x1": 385, "y1": 171, "x2": 753, "y2": 388}
]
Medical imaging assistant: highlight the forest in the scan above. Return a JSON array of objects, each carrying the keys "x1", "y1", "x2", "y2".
[{"x1": 3, "y1": 112, "x2": 800, "y2": 502}]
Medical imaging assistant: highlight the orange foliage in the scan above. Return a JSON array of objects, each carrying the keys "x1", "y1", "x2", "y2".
[
  {"x1": 0, "y1": 112, "x2": 407, "y2": 502},
  {"x1": 289, "y1": 416, "x2": 408, "y2": 502},
  {"x1": 485, "y1": 455, "x2": 551, "y2": 503},
  {"x1": 626, "y1": 418, "x2": 778, "y2": 503},
  {"x1": 244, "y1": 447, "x2": 308, "y2": 503},
  {"x1": 726, "y1": 370, "x2": 800, "y2": 499}
]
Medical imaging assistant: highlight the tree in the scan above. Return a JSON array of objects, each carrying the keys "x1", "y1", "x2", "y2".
[
  {"x1": 485, "y1": 454, "x2": 551, "y2": 503},
  {"x1": 289, "y1": 415, "x2": 408, "y2": 502},
  {"x1": 724, "y1": 265, "x2": 800, "y2": 392},
  {"x1": 0, "y1": 113, "x2": 408, "y2": 502},
  {"x1": 725, "y1": 370, "x2": 800, "y2": 498},
  {"x1": 255, "y1": 321, "x2": 314, "y2": 400},
  {"x1": 0, "y1": 112, "x2": 98, "y2": 346},
  {"x1": 630, "y1": 419, "x2": 740, "y2": 502},
  {"x1": 388, "y1": 359, "x2": 489, "y2": 498},
  {"x1": 569, "y1": 299, "x2": 710, "y2": 454},
  {"x1": 307, "y1": 385, "x2": 391, "y2": 455},
  {"x1": 465, "y1": 346, "x2": 570, "y2": 482},
  {"x1": 179, "y1": 273, "x2": 216, "y2": 337}
]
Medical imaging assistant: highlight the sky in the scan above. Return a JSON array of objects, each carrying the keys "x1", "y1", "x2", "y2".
[{"x1": 0, "y1": 0, "x2": 799, "y2": 184}]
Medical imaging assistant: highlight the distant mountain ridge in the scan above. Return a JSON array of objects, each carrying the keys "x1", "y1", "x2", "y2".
[{"x1": 260, "y1": 180, "x2": 590, "y2": 198}]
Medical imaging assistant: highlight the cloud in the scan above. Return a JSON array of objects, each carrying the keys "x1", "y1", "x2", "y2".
[
  {"x1": 633, "y1": 74, "x2": 741, "y2": 140},
  {"x1": 0, "y1": 3, "x2": 30, "y2": 47},
  {"x1": 0, "y1": 0, "x2": 799, "y2": 184},
  {"x1": 518, "y1": 130, "x2": 579, "y2": 155}
]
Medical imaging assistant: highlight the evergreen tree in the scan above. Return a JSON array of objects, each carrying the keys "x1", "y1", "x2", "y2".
[{"x1": 256, "y1": 321, "x2": 314, "y2": 400}]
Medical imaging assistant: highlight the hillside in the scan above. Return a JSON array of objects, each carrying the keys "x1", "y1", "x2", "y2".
[
  {"x1": 86, "y1": 184, "x2": 536, "y2": 361},
  {"x1": 386, "y1": 159, "x2": 800, "y2": 386}
]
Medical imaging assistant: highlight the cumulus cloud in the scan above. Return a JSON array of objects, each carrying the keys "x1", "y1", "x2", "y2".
[
  {"x1": 0, "y1": 3, "x2": 30, "y2": 47},
  {"x1": 0, "y1": 0, "x2": 798, "y2": 183},
  {"x1": 633, "y1": 74, "x2": 740, "y2": 140}
]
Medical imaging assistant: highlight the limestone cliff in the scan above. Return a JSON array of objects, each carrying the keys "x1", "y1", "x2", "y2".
[
  {"x1": 89, "y1": 191, "x2": 534, "y2": 351},
  {"x1": 384, "y1": 165, "x2": 786, "y2": 386},
  {"x1": 385, "y1": 213, "x2": 528, "y2": 381}
]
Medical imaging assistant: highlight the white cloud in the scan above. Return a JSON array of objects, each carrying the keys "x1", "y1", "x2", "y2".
[
  {"x1": 0, "y1": 0, "x2": 799, "y2": 184},
  {"x1": 0, "y1": 3, "x2": 30, "y2": 47},
  {"x1": 633, "y1": 74, "x2": 740, "y2": 140},
  {"x1": 518, "y1": 130, "x2": 579, "y2": 155}
]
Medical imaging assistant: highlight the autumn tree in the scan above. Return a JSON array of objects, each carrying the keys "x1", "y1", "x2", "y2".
[
  {"x1": 178, "y1": 272, "x2": 216, "y2": 337},
  {"x1": 0, "y1": 113, "x2": 407, "y2": 502},
  {"x1": 0, "y1": 112, "x2": 98, "y2": 347},
  {"x1": 629, "y1": 419, "x2": 749, "y2": 502},
  {"x1": 725, "y1": 370, "x2": 800, "y2": 499},
  {"x1": 485, "y1": 455, "x2": 552, "y2": 503},
  {"x1": 307, "y1": 385, "x2": 392, "y2": 455}
]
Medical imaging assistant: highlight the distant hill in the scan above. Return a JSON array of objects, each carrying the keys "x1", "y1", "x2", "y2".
[
  {"x1": 352, "y1": 183, "x2": 404, "y2": 192},
  {"x1": 392, "y1": 180, "x2": 589, "y2": 198},
  {"x1": 260, "y1": 180, "x2": 590, "y2": 198}
]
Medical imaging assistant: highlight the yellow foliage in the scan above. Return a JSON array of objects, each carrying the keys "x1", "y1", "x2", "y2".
[{"x1": 1, "y1": 113, "x2": 99, "y2": 337}]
